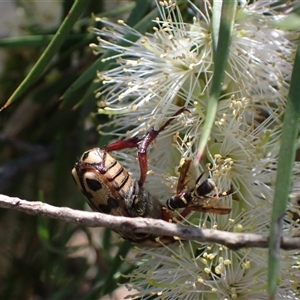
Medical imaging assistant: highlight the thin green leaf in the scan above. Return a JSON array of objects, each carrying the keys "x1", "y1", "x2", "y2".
[
  {"x1": 211, "y1": 1, "x2": 222, "y2": 54},
  {"x1": 195, "y1": 0, "x2": 237, "y2": 163},
  {"x1": 76, "y1": 3, "x2": 136, "y2": 28},
  {"x1": 2, "y1": 0, "x2": 91, "y2": 110},
  {"x1": 126, "y1": 0, "x2": 153, "y2": 27},
  {"x1": 0, "y1": 34, "x2": 89, "y2": 48},
  {"x1": 268, "y1": 37, "x2": 300, "y2": 299}
]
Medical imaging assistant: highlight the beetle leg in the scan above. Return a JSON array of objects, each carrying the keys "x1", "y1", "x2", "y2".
[
  {"x1": 136, "y1": 108, "x2": 190, "y2": 186},
  {"x1": 104, "y1": 136, "x2": 142, "y2": 152},
  {"x1": 137, "y1": 107, "x2": 190, "y2": 156},
  {"x1": 105, "y1": 107, "x2": 189, "y2": 187}
]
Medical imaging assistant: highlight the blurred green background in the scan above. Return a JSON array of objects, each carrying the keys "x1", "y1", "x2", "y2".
[
  {"x1": 0, "y1": 0, "x2": 153, "y2": 299},
  {"x1": 4, "y1": 0, "x2": 287, "y2": 299}
]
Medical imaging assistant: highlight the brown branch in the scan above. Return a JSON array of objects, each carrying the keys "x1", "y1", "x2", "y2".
[{"x1": 0, "y1": 193, "x2": 299, "y2": 250}]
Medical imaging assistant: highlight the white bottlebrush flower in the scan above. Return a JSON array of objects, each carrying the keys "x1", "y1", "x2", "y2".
[
  {"x1": 126, "y1": 243, "x2": 300, "y2": 299},
  {"x1": 90, "y1": 0, "x2": 300, "y2": 298}
]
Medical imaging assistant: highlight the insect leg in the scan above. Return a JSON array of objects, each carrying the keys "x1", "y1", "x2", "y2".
[
  {"x1": 104, "y1": 107, "x2": 189, "y2": 187},
  {"x1": 136, "y1": 108, "x2": 189, "y2": 186},
  {"x1": 215, "y1": 184, "x2": 234, "y2": 198},
  {"x1": 104, "y1": 136, "x2": 142, "y2": 152}
]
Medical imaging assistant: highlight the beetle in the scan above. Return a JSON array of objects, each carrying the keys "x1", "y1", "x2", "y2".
[
  {"x1": 72, "y1": 109, "x2": 233, "y2": 246},
  {"x1": 72, "y1": 147, "x2": 168, "y2": 245}
]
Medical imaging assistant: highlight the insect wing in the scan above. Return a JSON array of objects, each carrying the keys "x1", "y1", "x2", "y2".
[
  {"x1": 176, "y1": 159, "x2": 194, "y2": 194},
  {"x1": 188, "y1": 197, "x2": 232, "y2": 215}
]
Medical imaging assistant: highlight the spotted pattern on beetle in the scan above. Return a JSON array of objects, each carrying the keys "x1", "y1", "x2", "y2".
[
  {"x1": 72, "y1": 148, "x2": 165, "y2": 245},
  {"x1": 72, "y1": 148, "x2": 130, "y2": 215}
]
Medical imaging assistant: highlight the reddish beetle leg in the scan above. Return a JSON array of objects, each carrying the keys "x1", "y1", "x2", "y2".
[{"x1": 105, "y1": 107, "x2": 189, "y2": 187}]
